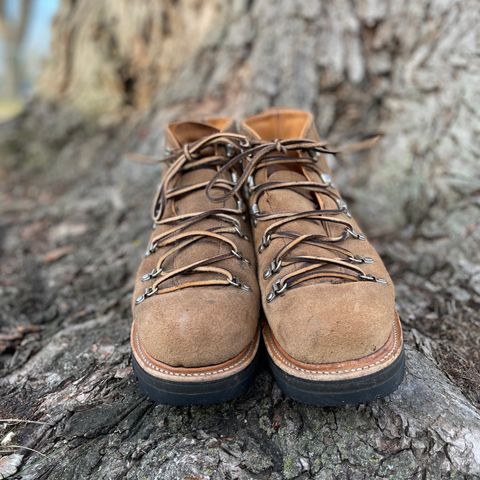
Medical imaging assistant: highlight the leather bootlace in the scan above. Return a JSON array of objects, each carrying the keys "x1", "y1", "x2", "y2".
[
  {"x1": 135, "y1": 132, "x2": 253, "y2": 305},
  {"x1": 205, "y1": 138, "x2": 387, "y2": 303}
]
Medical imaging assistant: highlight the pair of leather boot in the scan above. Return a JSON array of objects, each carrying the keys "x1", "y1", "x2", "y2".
[{"x1": 130, "y1": 109, "x2": 404, "y2": 406}]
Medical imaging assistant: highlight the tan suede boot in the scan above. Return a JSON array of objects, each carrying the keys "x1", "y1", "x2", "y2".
[
  {"x1": 131, "y1": 119, "x2": 260, "y2": 405},
  {"x1": 206, "y1": 108, "x2": 404, "y2": 405}
]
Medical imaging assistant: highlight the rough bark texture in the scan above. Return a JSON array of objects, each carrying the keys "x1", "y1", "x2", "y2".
[{"x1": 1, "y1": 0, "x2": 480, "y2": 479}]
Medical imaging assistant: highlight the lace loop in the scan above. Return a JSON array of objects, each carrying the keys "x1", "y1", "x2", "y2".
[
  {"x1": 226, "y1": 137, "x2": 386, "y2": 301},
  {"x1": 136, "y1": 132, "x2": 253, "y2": 304},
  {"x1": 205, "y1": 138, "x2": 335, "y2": 204}
]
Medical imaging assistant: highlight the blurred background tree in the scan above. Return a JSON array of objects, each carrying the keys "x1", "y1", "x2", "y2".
[
  {"x1": 0, "y1": 0, "x2": 33, "y2": 98},
  {"x1": 0, "y1": 1, "x2": 479, "y2": 479},
  {"x1": 0, "y1": 0, "x2": 57, "y2": 118}
]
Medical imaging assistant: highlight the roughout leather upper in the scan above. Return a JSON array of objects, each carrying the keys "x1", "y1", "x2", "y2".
[
  {"x1": 240, "y1": 108, "x2": 399, "y2": 364},
  {"x1": 132, "y1": 120, "x2": 259, "y2": 368}
]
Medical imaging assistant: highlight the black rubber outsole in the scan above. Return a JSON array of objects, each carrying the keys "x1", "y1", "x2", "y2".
[
  {"x1": 268, "y1": 347, "x2": 405, "y2": 406},
  {"x1": 132, "y1": 350, "x2": 260, "y2": 406}
]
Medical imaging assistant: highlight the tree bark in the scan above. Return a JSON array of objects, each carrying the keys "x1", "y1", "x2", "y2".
[{"x1": 1, "y1": 0, "x2": 479, "y2": 479}]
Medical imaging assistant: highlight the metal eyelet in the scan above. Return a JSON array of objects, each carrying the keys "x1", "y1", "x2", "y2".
[
  {"x1": 240, "y1": 138, "x2": 251, "y2": 149},
  {"x1": 250, "y1": 203, "x2": 260, "y2": 217},
  {"x1": 264, "y1": 259, "x2": 282, "y2": 279},
  {"x1": 266, "y1": 279, "x2": 288, "y2": 302},
  {"x1": 358, "y1": 274, "x2": 387, "y2": 284},
  {"x1": 346, "y1": 227, "x2": 365, "y2": 241},
  {"x1": 135, "y1": 287, "x2": 156, "y2": 305},
  {"x1": 231, "y1": 171, "x2": 239, "y2": 183},
  {"x1": 225, "y1": 144, "x2": 236, "y2": 158},
  {"x1": 228, "y1": 276, "x2": 251, "y2": 291},
  {"x1": 141, "y1": 267, "x2": 162, "y2": 282}
]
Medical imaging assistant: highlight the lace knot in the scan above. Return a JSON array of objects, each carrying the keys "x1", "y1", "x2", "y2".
[{"x1": 273, "y1": 139, "x2": 287, "y2": 154}]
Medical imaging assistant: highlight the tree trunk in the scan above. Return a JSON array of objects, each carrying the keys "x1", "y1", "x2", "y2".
[
  {"x1": 0, "y1": 0, "x2": 32, "y2": 98},
  {"x1": 1, "y1": 0, "x2": 479, "y2": 479},
  {"x1": 3, "y1": 41, "x2": 22, "y2": 98}
]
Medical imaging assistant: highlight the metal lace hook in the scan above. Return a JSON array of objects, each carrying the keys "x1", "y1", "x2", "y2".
[
  {"x1": 266, "y1": 279, "x2": 288, "y2": 303},
  {"x1": 336, "y1": 198, "x2": 351, "y2": 217},
  {"x1": 345, "y1": 227, "x2": 366, "y2": 241},
  {"x1": 250, "y1": 203, "x2": 260, "y2": 217},
  {"x1": 234, "y1": 225, "x2": 249, "y2": 240},
  {"x1": 135, "y1": 287, "x2": 157, "y2": 305},
  {"x1": 231, "y1": 249, "x2": 251, "y2": 264},
  {"x1": 264, "y1": 259, "x2": 282, "y2": 279},
  {"x1": 228, "y1": 276, "x2": 251, "y2": 291},
  {"x1": 144, "y1": 242, "x2": 159, "y2": 257},
  {"x1": 348, "y1": 255, "x2": 374, "y2": 265},
  {"x1": 258, "y1": 233, "x2": 271, "y2": 253},
  {"x1": 358, "y1": 274, "x2": 387, "y2": 284},
  {"x1": 141, "y1": 267, "x2": 163, "y2": 282},
  {"x1": 320, "y1": 172, "x2": 332, "y2": 185}
]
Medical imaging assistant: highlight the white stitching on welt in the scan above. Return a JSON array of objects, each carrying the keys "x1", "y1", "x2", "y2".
[
  {"x1": 267, "y1": 322, "x2": 400, "y2": 376},
  {"x1": 134, "y1": 332, "x2": 256, "y2": 378}
]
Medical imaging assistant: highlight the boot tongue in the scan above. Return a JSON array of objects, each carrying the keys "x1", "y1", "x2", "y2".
[
  {"x1": 260, "y1": 170, "x2": 315, "y2": 215},
  {"x1": 240, "y1": 109, "x2": 313, "y2": 180},
  {"x1": 256, "y1": 142, "x2": 340, "y2": 237},
  {"x1": 164, "y1": 121, "x2": 235, "y2": 216},
  {"x1": 165, "y1": 121, "x2": 223, "y2": 214},
  {"x1": 166, "y1": 121, "x2": 220, "y2": 148}
]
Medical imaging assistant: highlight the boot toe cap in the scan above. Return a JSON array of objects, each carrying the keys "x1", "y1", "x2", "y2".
[
  {"x1": 134, "y1": 287, "x2": 259, "y2": 367},
  {"x1": 266, "y1": 281, "x2": 397, "y2": 364}
]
